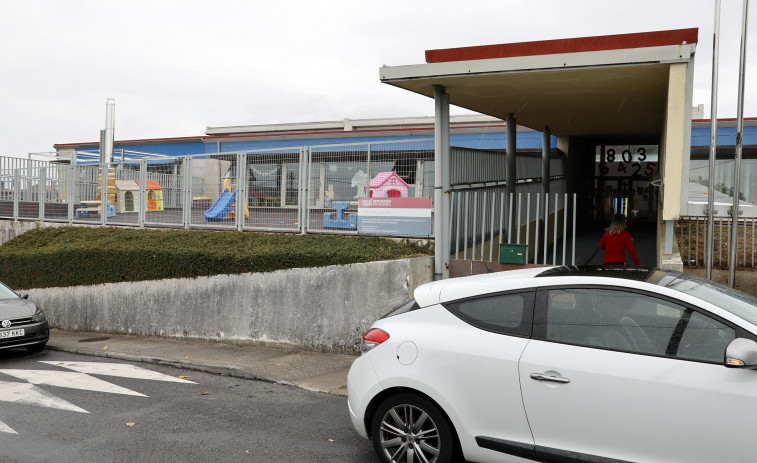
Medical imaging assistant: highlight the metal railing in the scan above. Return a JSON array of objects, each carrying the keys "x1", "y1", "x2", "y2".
[
  {"x1": 451, "y1": 187, "x2": 576, "y2": 265},
  {"x1": 678, "y1": 216, "x2": 757, "y2": 268}
]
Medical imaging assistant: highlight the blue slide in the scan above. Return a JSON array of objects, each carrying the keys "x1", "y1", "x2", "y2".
[{"x1": 204, "y1": 190, "x2": 236, "y2": 221}]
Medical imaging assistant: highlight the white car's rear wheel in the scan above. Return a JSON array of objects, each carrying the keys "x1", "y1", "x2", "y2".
[{"x1": 371, "y1": 393, "x2": 454, "y2": 463}]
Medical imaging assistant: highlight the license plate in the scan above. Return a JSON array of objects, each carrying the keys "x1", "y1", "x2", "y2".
[{"x1": 0, "y1": 329, "x2": 24, "y2": 339}]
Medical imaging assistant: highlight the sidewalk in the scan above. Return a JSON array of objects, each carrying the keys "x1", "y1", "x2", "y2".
[{"x1": 46, "y1": 329, "x2": 357, "y2": 396}]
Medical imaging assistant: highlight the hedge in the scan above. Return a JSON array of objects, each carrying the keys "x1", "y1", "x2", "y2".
[{"x1": 0, "y1": 227, "x2": 433, "y2": 289}]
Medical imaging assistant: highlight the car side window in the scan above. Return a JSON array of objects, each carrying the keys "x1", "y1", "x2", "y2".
[
  {"x1": 542, "y1": 288, "x2": 735, "y2": 363},
  {"x1": 446, "y1": 291, "x2": 533, "y2": 337}
]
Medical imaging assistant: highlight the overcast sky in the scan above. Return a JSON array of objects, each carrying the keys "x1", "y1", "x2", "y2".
[{"x1": 1, "y1": 0, "x2": 755, "y2": 157}]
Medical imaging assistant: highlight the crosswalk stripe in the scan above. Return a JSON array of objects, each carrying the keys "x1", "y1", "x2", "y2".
[
  {"x1": 0, "y1": 420, "x2": 18, "y2": 434},
  {"x1": 39, "y1": 361, "x2": 197, "y2": 384},
  {"x1": 0, "y1": 381, "x2": 88, "y2": 413},
  {"x1": 0, "y1": 370, "x2": 148, "y2": 397}
]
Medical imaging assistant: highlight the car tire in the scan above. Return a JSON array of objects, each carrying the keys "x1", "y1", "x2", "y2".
[
  {"x1": 371, "y1": 393, "x2": 455, "y2": 463},
  {"x1": 26, "y1": 343, "x2": 46, "y2": 354}
]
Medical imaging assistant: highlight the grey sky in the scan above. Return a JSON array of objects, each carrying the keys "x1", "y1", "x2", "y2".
[{"x1": 1, "y1": 0, "x2": 754, "y2": 157}]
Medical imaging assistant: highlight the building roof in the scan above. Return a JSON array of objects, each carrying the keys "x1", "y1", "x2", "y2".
[{"x1": 380, "y1": 28, "x2": 698, "y2": 141}]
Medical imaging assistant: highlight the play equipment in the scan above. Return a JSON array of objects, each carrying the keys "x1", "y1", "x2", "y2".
[
  {"x1": 135, "y1": 180, "x2": 164, "y2": 211},
  {"x1": 96, "y1": 168, "x2": 117, "y2": 203},
  {"x1": 75, "y1": 200, "x2": 116, "y2": 218},
  {"x1": 115, "y1": 180, "x2": 141, "y2": 213},
  {"x1": 323, "y1": 201, "x2": 357, "y2": 229},
  {"x1": 369, "y1": 172, "x2": 409, "y2": 198},
  {"x1": 204, "y1": 179, "x2": 249, "y2": 221}
]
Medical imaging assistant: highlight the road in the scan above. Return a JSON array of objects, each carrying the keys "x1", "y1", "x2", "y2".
[{"x1": 0, "y1": 349, "x2": 380, "y2": 463}]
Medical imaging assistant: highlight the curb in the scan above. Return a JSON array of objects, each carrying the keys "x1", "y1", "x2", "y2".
[{"x1": 45, "y1": 344, "x2": 299, "y2": 390}]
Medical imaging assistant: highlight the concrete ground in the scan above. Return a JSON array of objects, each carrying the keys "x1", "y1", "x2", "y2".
[{"x1": 46, "y1": 329, "x2": 357, "y2": 396}]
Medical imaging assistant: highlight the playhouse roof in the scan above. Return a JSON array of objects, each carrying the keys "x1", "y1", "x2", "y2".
[
  {"x1": 135, "y1": 179, "x2": 163, "y2": 190},
  {"x1": 370, "y1": 172, "x2": 408, "y2": 188},
  {"x1": 115, "y1": 180, "x2": 139, "y2": 191}
]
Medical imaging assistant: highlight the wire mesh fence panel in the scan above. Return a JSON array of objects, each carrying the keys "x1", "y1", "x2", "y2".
[
  {"x1": 0, "y1": 171, "x2": 16, "y2": 219},
  {"x1": 71, "y1": 164, "x2": 105, "y2": 224},
  {"x1": 188, "y1": 153, "x2": 239, "y2": 230},
  {"x1": 243, "y1": 148, "x2": 303, "y2": 233},
  {"x1": 141, "y1": 159, "x2": 185, "y2": 228},
  {"x1": 308, "y1": 140, "x2": 434, "y2": 235},
  {"x1": 41, "y1": 164, "x2": 70, "y2": 222}
]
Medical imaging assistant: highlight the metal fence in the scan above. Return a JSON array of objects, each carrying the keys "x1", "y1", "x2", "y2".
[
  {"x1": 451, "y1": 189, "x2": 576, "y2": 265},
  {"x1": 0, "y1": 142, "x2": 575, "y2": 264},
  {"x1": 0, "y1": 140, "x2": 439, "y2": 234},
  {"x1": 677, "y1": 216, "x2": 757, "y2": 268}
]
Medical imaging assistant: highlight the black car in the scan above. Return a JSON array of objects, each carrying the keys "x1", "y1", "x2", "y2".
[{"x1": 0, "y1": 282, "x2": 48, "y2": 353}]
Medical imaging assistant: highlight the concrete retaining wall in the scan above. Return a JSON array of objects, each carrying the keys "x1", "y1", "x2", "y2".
[
  {"x1": 0, "y1": 221, "x2": 41, "y2": 246},
  {"x1": 26, "y1": 257, "x2": 434, "y2": 353},
  {"x1": 0, "y1": 220, "x2": 96, "y2": 246}
]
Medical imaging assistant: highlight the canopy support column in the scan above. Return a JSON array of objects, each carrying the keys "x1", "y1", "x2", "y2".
[
  {"x1": 434, "y1": 85, "x2": 451, "y2": 280},
  {"x1": 542, "y1": 126, "x2": 550, "y2": 198}
]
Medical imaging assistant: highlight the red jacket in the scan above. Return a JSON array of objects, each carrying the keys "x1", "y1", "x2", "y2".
[{"x1": 598, "y1": 230, "x2": 641, "y2": 266}]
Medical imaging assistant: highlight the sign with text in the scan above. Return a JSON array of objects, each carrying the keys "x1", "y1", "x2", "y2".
[{"x1": 357, "y1": 197, "x2": 432, "y2": 237}]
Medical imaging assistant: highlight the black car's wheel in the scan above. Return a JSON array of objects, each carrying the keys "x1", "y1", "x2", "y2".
[
  {"x1": 371, "y1": 393, "x2": 455, "y2": 463},
  {"x1": 26, "y1": 343, "x2": 46, "y2": 354}
]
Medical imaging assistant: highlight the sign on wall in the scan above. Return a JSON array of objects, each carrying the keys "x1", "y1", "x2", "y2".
[
  {"x1": 357, "y1": 197, "x2": 432, "y2": 237},
  {"x1": 595, "y1": 147, "x2": 659, "y2": 178}
]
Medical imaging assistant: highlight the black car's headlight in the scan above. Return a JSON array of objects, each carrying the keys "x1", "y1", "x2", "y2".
[{"x1": 31, "y1": 307, "x2": 46, "y2": 323}]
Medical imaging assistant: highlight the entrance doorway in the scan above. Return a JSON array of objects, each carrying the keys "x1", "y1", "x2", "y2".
[{"x1": 593, "y1": 145, "x2": 660, "y2": 224}]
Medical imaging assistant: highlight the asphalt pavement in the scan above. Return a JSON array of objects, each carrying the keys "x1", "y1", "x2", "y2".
[{"x1": 46, "y1": 329, "x2": 357, "y2": 396}]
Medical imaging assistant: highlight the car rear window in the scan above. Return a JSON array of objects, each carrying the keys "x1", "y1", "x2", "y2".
[{"x1": 444, "y1": 291, "x2": 533, "y2": 337}]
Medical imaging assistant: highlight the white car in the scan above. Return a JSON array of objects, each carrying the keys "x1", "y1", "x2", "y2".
[{"x1": 347, "y1": 266, "x2": 757, "y2": 463}]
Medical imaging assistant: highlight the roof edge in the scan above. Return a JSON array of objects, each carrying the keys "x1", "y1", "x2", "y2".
[{"x1": 425, "y1": 28, "x2": 699, "y2": 63}]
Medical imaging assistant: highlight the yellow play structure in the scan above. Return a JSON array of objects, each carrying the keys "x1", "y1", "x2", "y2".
[
  {"x1": 96, "y1": 168, "x2": 117, "y2": 203},
  {"x1": 223, "y1": 178, "x2": 249, "y2": 219}
]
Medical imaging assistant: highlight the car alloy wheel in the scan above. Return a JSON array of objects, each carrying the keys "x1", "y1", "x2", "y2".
[{"x1": 372, "y1": 393, "x2": 454, "y2": 463}]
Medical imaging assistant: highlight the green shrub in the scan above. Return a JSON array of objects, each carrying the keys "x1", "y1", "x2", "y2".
[{"x1": 0, "y1": 227, "x2": 433, "y2": 289}]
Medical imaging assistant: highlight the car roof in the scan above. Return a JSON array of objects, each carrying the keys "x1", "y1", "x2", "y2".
[{"x1": 414, "y1": 266, "x2": 689, "y2": 307}]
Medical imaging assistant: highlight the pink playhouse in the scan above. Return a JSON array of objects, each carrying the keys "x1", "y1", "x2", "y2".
[{"x1": 369, "y1": 172, "x2": 408, "y2": 198}]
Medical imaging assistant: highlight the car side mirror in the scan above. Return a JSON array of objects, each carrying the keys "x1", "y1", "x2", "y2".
[
  {"x1": 16, "y1": 292, "x2": 29, "y2": 299},
  {"x1": 725, "y1": 338, "x2": 757, "y2": 369}
]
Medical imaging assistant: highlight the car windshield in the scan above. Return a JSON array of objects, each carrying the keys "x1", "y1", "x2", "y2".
[
  {"x1": 662, "y1": 274, "x2": 757, "y2": 327},
  {"x1": 0, "y1": 283, "x2": 19, "y2": 300}
]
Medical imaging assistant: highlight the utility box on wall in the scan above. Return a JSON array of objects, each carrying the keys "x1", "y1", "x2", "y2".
[{"x1": 499, "y1": 244, "x2": 528, "y2": 265}]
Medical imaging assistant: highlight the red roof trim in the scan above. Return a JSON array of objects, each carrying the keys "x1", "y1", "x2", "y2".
[{"x1": 425, "y1": 28, "x2": 699, "y2": 63}]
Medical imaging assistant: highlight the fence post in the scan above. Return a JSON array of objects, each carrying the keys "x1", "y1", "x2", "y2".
[
  {"x1": 543, "y1": 193, "x2": 549, "y2": 264},
  {"x1": 68, "y1": 164, "x2": 75, "y2": 223},
  {"x1": 236, "y1": 152, "x2": 247, "y2": 232},
  {"x1": 138, "y1": 160, "x2": 147, "y2": 228},
  {"x1": 572, "y1": 193, "x2": 577, "y2": 265},
  {"x1": 183, "y1": 158, "x2": 192, "y2": 229},
  {"x1": 38, "y1": 166, "x2": 46, "y2": 221},
  {"x1": 303, "y1": 147, "x2": 311, "y2": 234},
  {"x1": 534, "y1": 194, "x2": 541, "y2": 264},
  {"x1": 13, "y1": 170, "x2": 19, "y2": 220},
  {"x1": 100, "y1": 162, "x2": 108, "y2": 226}
]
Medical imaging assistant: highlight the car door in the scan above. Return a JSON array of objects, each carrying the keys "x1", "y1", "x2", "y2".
[{"x1": 519, "y1": 286, "x2": 757, "y2": 463}]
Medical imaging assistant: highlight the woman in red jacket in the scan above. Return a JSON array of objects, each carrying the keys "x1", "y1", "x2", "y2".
[{"x1": 598, "y1": 213, "x2": 641, "y2": 266}]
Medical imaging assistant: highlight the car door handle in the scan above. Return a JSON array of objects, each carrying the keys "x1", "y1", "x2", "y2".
[{"x1": 530, "y1": 373, "x2": 570, "y2": 384}]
